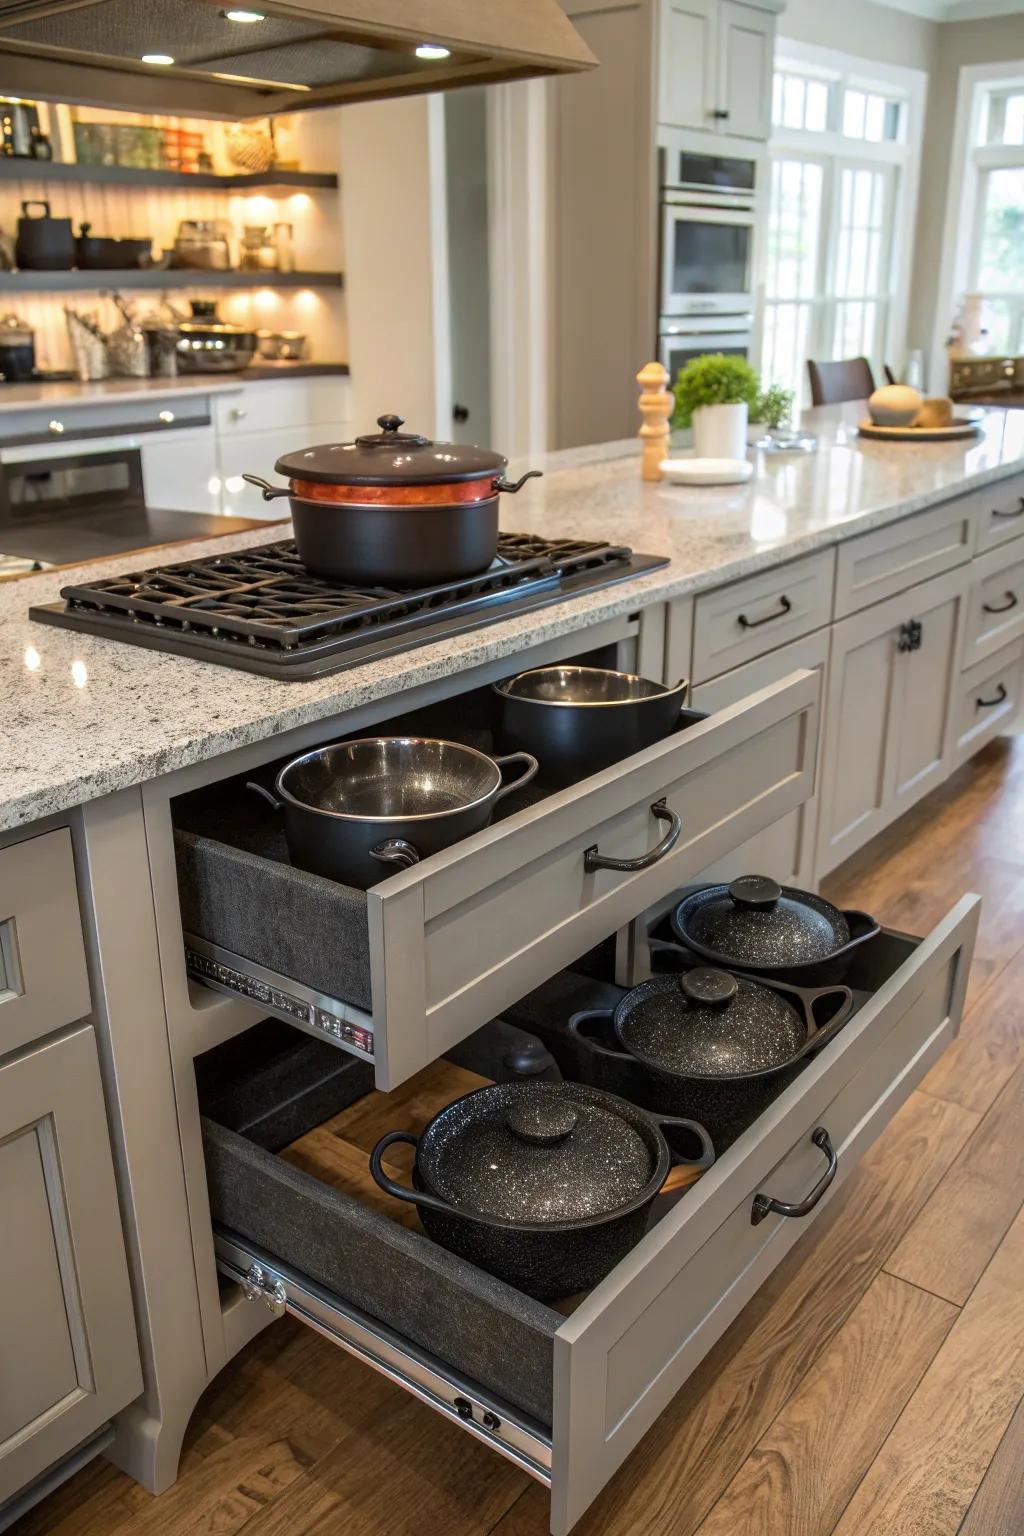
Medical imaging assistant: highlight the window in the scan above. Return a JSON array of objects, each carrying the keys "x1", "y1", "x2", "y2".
[
  {"x1": 965, "y1": 83, "x2": 1024, "y2": 354},
  {"x1": 762, "y1": 45, "x2": 923, "y2": 403}
]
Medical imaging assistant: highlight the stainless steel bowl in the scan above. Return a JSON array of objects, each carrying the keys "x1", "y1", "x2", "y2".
[{"x1": 494, "y1": 667, "x2": 690, "y2": 787}]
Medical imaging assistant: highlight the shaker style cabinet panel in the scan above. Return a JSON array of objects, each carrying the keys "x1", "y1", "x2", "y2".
[
  {"x1": 834, "y1": 498, "x2": 973, "y2": 620},
  {"x1": 0, "y1": 828, "x2": 90, "y2": 1058},
  {"x1": 953, "y1": 638, "x2": 1024, "y2": 770},
  {"x1": 716, "y1": 1, "x2": 774, "y2": 140},
  {"x1": 690, "y1": 548, "x2": 833, "y2": 682},
  {"x1": 659, "y1": 0, "x2": 717, "y2": 131},
  {"x1": 141, "y1": 427, "x2": 221, "y2": 517},
  {"x1": 962, "y1": 539, "x2": 1024, "y2": 669},
  {"x1": 817, "y1": 566, "x2": 967, "y2": 875},
  {"x1": 0, "y1": 1026, "x2": 142, "y2": 1502},
  {"x1": 970, "y1": 469, "x2": 1024, "y2": 555}
]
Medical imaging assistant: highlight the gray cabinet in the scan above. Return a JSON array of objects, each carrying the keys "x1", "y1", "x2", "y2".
[
  {"x1": 658, "y1": 0, "x2": 775, "y2": 138},
  {"x1": 0, "y1": 1025, "x2": 142, "y2": 1501},
  {"x1": 817, "y1": 566, "x2": 967, "y2": 875},
  {"x1": 0, "y1": 829, "x2": 91, "y2": 1058},
  {"x1": 659, "y1": 0, "x2": 716, "y2": 131},
  {"x1": 716, "y1": 1, "x2": 774, "y2": 139}
]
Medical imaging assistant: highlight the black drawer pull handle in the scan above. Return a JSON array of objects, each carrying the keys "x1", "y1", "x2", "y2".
[
  {"x1": 992, "y1": 497, "x2": 1024, "y2": 519},
  {"x1": 584, "y1": 799, "x2": 681, "y2": 873},
  {"x1": 751, "y1": 1127, "x2": 837, "y2": 1226},
  {"x1": 977, "y1": 683, "x2": 1008, "y2": 709},
  {"x1": 738, "y1": 595, "x2": 791, "y2": 630},
  {"x1": 982, "y1": 591, "x2": 1018, "y2": 615}
]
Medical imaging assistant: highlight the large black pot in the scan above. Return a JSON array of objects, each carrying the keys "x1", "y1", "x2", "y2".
[
  {"x1": 671, "y1": 876, "x2": 879, "y2": 986},
  {"x1": 561, "y1": 950, "x2": 853, "y2": 1148},
  {"x1": 494, "y1": 666, "x2": 693, "y2": 787},
  {"x1": 0, "y1": 313, "x2": 35, "y2": 382},
  {"x1": 15, "y1": 200, "x2": 74, "y2": 270},
  {"x1": 369, "y1": 1080, "x2": 714, "y2": 1299},
  {"x1": 243, "y1": 412, "x2": 541, "y2": 585},
  {"x1": 248, "y1": 736, "x2": 538, "y2": 891}
]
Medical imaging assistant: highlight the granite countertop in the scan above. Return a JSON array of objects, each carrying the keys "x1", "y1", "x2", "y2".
[
  {"x1": 2, "y1": 402, "x2": 1023, "y2": 832},
  {"x1": 0, "y1": 363, "x2": 350, "y2": 413}
]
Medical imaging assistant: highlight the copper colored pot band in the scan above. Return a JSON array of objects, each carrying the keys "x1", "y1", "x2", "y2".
[{"x1": 290, "y1": 477, "x2": 495, "y2": 506}]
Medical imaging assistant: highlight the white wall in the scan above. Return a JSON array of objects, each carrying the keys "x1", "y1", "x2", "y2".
[{"x1": 779, "y1": 0, "x2": 936, "y2": 71}]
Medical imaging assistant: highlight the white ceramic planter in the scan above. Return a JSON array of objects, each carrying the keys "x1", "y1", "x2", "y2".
[{"x1": 692, "y1": 402, "x2": 748, "y2": 461}]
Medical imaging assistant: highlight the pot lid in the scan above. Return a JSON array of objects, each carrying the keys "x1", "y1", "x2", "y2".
[
  {"x1": 674, "y1": 876, "x2": 851, "y2": 967},
  {"x1": 614, "y1": 968, "x2": 806, "y2": 1079},
  {"x1": 275, "y1": 413, "x2": 508, "y2": 487},
  {"x1": 0, "y1": 312, "x2": 32, "y2": 343},
  {"x1": 417, "y1": 1082, "x2": 656, "y2": 1224}
]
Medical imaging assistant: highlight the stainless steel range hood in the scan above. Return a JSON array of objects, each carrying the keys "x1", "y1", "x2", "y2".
[{"x1": 0, "y1": 0, "x2": 596, "y2": 118}]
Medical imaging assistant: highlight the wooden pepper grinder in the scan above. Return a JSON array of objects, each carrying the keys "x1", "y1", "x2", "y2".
[{"x1": 636, "y1": 361, "x2": 672, "y2": 482}]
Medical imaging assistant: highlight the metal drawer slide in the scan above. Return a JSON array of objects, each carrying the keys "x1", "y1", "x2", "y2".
[{"x1": 214, "y1": 1232, "x2": 553, "y2": 1484}]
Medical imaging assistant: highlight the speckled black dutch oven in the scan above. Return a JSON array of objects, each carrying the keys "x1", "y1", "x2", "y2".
[
  {"x1": 671, "y1": 875, "x2": 880, "y2": 986},
  {"x1": 369, "y1": 1080, "x2": 714, "y2": 1300},
  {"x1": 565, "y1": 961, "x2": 854, "y2": 1148}
]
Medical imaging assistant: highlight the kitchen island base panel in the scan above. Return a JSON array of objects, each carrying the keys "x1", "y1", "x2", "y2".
[{"x1": 191, "y1": 895, "x2": 977, "y2": 1536}]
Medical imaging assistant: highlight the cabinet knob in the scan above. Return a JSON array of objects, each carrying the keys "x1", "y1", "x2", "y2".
[
  {"x1": 158, "y1": 409, "x2": 175, "y2": 424},
  {"x1": 710, "y1": 108, "x2": 730, "y2": 120},
  {"x1": 47, "y1": 418, "x2": 64, "y2": 434},
  {"x1": 230, "y1": 406, "x2": 248, "y2": 422}
]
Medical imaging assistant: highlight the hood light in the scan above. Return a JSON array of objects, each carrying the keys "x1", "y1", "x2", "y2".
[
  {"x1": 415, "y1": 43, "x2": 451, "y2": 59},
  {"x1": 141, "y1": 53, "x2": 175, "y2": 65},
  {"x1": 223, "y1": 8, "x2": 266, "y2": 20}
]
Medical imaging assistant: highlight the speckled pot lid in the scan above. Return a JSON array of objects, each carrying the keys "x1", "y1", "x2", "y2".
[
  {"x1": 674, "y1": 876, "x2": 851, "y2": 967},
  {"x1": 416, "y1": 1082, "x2": 656, "y2": 1224},
  {"x1": 613, "y1": 968, "x2": 807, "y2": 1079},
  {"x1": 275, "y1": 413, "x2": 508, "y2": 487}
]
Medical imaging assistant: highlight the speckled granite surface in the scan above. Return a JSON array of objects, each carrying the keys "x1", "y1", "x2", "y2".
[
  {"x1": 2, "y1": 403, "x2": 1023, "y2": 832},
  {"x1": 0, "y1": 365, "x2": 350, "y2": 413}
]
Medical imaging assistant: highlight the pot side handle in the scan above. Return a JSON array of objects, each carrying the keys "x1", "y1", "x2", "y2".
[
  {"x1": 370, "y1": 838, "x2": 421, "y2": 871},
  {"x1": 246, "y1": 780, "x2": 283, "y2": 812},
  {"x1": 789, "y1": 984, "x2": 855, "y2": 1062},
  {"x1": 648, "y1": 1113, "x2": 716, "y2": 1168},
  {"x1": 492, "y1": 751, "x2": 539, "y2": 801},
  {"x1": 368, "y1": 1131, "x2": 458, "y2": 1218},
  {"x1": 841, "y1": 909, "x2": 882, "y2": 949},
  {"x1": 565, "y1": 1007, "x2": 623, "y2": 1058},
  {"x1": 494, "y1": 470, "x2": 542, "y2": 494},
  {"x1": 241, "y1": 472, "x2": 293, "y2": 501}
]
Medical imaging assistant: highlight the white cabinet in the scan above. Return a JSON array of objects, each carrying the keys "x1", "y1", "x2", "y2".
[
  {"x1": 214, "y1": 377, "x2": 354, "y2": 520},
  {"x1": 817, "y1": 566, "x2": 968, "y2": 876},
  {"x1": 141, "y1": 427, "x2": 220, "y2": 516},
  {"x1": 659, "y1": 0, "x2": 775, "y2": 139},
  {"x1": 0, "y1": 1026, "x2": 142, "y2": 1502}
]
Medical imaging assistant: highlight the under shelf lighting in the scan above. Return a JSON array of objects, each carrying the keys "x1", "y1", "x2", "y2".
[
  {"x1": 141, "y1": 53, "x2": 175, "y2": 65},
  {"x1": 223, "y1": 9, "x2": 265, "y2": 20},
  {"x1": 415, "y1": 43, "x2": 451, "y2": 59}
]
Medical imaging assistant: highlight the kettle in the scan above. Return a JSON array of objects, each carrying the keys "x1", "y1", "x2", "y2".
[{"x1": 15, "y1": 200, "x2": 74, "y2": 271}]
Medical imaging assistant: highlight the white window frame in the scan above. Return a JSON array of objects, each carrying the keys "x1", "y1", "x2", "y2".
[
  {"x1": 931, "y1": 61, "x2": 1024, "y2": 387},
  {"x1": 764, "y1": 39, "x2": 927, "y2": 400}
]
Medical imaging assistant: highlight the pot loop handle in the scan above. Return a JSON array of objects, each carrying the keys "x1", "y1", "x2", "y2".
[
  {"x1": 494, "y1": 470, "x2": 543, "y2": 494},
  {"x1": 370, "y1": 838, "x2": 421, "y2": 871},
  {"x1": 242, "y1": 472, "x2": 293, "y2": 502},
  {"x1": 492, "y1": 751, "x2": 539, "y2": 802},
  {"x1": 368, "y1": 1131, "x2": 460, "y2": 1218},
  {"x1": 648, "y1": 1112, "x2": 716, "y2": 1168},
  {"x1": 246, "y1": 780, "x2": 283, "y2": 812}
]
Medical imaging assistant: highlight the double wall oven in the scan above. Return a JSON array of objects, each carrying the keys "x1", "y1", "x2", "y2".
[{"x1": 657, "y1": 131, "x2": 765, "y2": 381}]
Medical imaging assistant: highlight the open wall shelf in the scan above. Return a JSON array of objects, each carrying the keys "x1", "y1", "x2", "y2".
[
  {"x1": 0, "y1": 269, "x2": 344, "y2": 292},
  {"x1": 0, "y1": 160, "x2": 338, "y2": 192}
]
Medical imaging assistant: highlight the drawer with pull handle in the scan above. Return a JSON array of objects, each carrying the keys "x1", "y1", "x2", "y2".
[
  {"x1": 971, "y1": 470, "x2": 1024, "y2": 555},
  {"x1": 963, "y1": 540, "x2": 1024, "y2": 667},
  {"x1": 691, "y1": 549, "x2": 833, "y2": 682},
  {"x1": 173, "y1": 669, "x2": 820, "y2": 1090},
  {"x1": 953, "y1": 637, "x2": 1024, "y2": 768}
]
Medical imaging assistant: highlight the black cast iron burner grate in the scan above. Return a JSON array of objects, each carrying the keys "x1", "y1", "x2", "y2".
[{"x1": 30, "y1": 533, "x2": 669, "y2": 678}]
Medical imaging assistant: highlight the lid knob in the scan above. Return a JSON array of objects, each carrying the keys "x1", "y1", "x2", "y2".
[
  {"x1": 506, "y1": 1096, "x2": 578, "y2": 1147},
  {"x1": 679, "y1": 967, "x2": 738, "y2": 1009},
  {"x1": 728, "y1": 874, "x2": 782, "y2": 911},
  {"x1": 377, "y1": 413, "x2": 404, "y2": 433}
]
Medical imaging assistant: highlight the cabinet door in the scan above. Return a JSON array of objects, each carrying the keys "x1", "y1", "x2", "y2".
[
  {"x1": 817, "y1": 567, "x2": 966, "y2": 876},
  {"x1": 717, "y1": 1, "x2": 774, "y2": 140},
  {"x1": 217, "y1": 427, "x2": 330, "y2": 521},
  {"x1": 0, "y1": 1026, "x2": 142, "y2": 1502},
  {"x1": 140, "y1": 427, "x2": 221, "y2": 516},
  {"x1": 659, "y1": 0, "x2": 717, "y2": 131},
  {"x1": 690, "y1": 629, "x2": 829, "y2": 886}
]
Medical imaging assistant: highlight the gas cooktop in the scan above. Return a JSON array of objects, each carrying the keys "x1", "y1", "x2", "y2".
[{"x1": 30, "y1": 532, "x2": 669, "y2": 678}]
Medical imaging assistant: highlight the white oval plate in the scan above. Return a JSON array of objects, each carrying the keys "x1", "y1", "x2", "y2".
[{"x1": 660, "y1": 457, "x2": 753, "y2": 486}]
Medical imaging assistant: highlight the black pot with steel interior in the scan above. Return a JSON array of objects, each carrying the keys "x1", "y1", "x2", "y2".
[
  {"x1": 493, "y1": 666, "x2": 694, "y2": 787},
  {"x1": 243, "y1": 412, "x2": 541, "y2": 586},
  {"x1": 369, "y1": 1080, "x2": 714, "y2": 1299},
  {"x1": 563, "y1": 953, "x2": 853, "y2": 1148},
  {"x1": 671, "y1": 874, "x2": 879, "y2": 986},
  {"x1": 247, "y1": 736, "x2": 538, "y2": 891}
]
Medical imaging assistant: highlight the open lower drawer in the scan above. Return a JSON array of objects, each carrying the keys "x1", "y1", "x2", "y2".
[
  {"x1": 202, "y1": 893, "x2": 978, "y2": 1536},
  {"x1": 175, "y1": 667, "x2": 820, "y2": 1088}
]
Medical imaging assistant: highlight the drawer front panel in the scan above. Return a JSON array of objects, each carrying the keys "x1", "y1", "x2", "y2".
[
  {"x1": 0, "y1": 829, "x2": 90, "y2": 1055},
  {"x1": 953, "y1": 639, "x2": 1024, "y2": 769},
  {"x1": 972, "y1": 470, "x2": 1024, "y2": 555},
  {"x1": 834, "y1": 499, "x2": 973, "y2": 620},
  {"x1": 213, "y1": 377, "x2": 353, "y2": 438},
  {"x1": 549, "y1": 896, "x2": 979, "y2": 1536},
  {"x1": 0, "y1": 394, "x2": 213, "y2": 450},
  {"x1": 691, "y1": 549, "x2": 833, "y2": 681},
  {"x1": 963, "y1": 540, "x2": 1024, "y2": 668},
  {"x1": 376, "y1": 671, "x2": 820, "y2": 1087}
]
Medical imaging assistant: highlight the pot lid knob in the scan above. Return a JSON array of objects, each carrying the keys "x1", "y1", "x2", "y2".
[
  {"x1": 378, "y1": 413, "x2": 404, "y2": 432},
  {"x1": 679, "y1": 967, "x2": 738, "y2": 1010},
  {"x1": 355, "y1": 412, "x2": 432, "y2": 449},
  {"x1": 728, "y1": 874, "x2": 782, "y2": 911},
  {"x1": 506, "y1": 1097, "x2": 578, "y2": 1147}
]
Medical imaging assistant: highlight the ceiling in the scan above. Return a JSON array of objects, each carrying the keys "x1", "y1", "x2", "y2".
[{"x1": 882, "y1": 0, "x2": 1024, "y2": 19}]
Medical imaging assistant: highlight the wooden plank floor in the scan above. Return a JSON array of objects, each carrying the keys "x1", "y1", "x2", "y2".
[{"x1": 14, "y1": 736, "x2": 1024, "y2": 1536}]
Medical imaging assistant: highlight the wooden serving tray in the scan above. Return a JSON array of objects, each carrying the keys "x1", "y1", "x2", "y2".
[{"x1": 857, "y1": 417, "x2": 982, "y2": 442}]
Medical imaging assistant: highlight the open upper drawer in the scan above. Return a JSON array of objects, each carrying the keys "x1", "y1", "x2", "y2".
[
  {"x1": 174, "y1": 668, "x2": 820, "y2": 1088},
  {"x1": 203, "y1": 894, "x2": 978, "y2": 1536}
]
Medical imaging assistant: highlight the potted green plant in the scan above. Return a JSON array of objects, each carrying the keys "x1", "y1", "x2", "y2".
[
  {"x1": 752, "y1": 383, "x2": 795, "y2": 437},
  {"x1": 674, "y1": 354, "x2": 760, "y2": 461}
]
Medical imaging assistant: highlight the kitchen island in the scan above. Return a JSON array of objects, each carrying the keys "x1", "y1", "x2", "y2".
[{"x1": 0, "y1": 402, "x2": 1014, "y2": 1534}]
